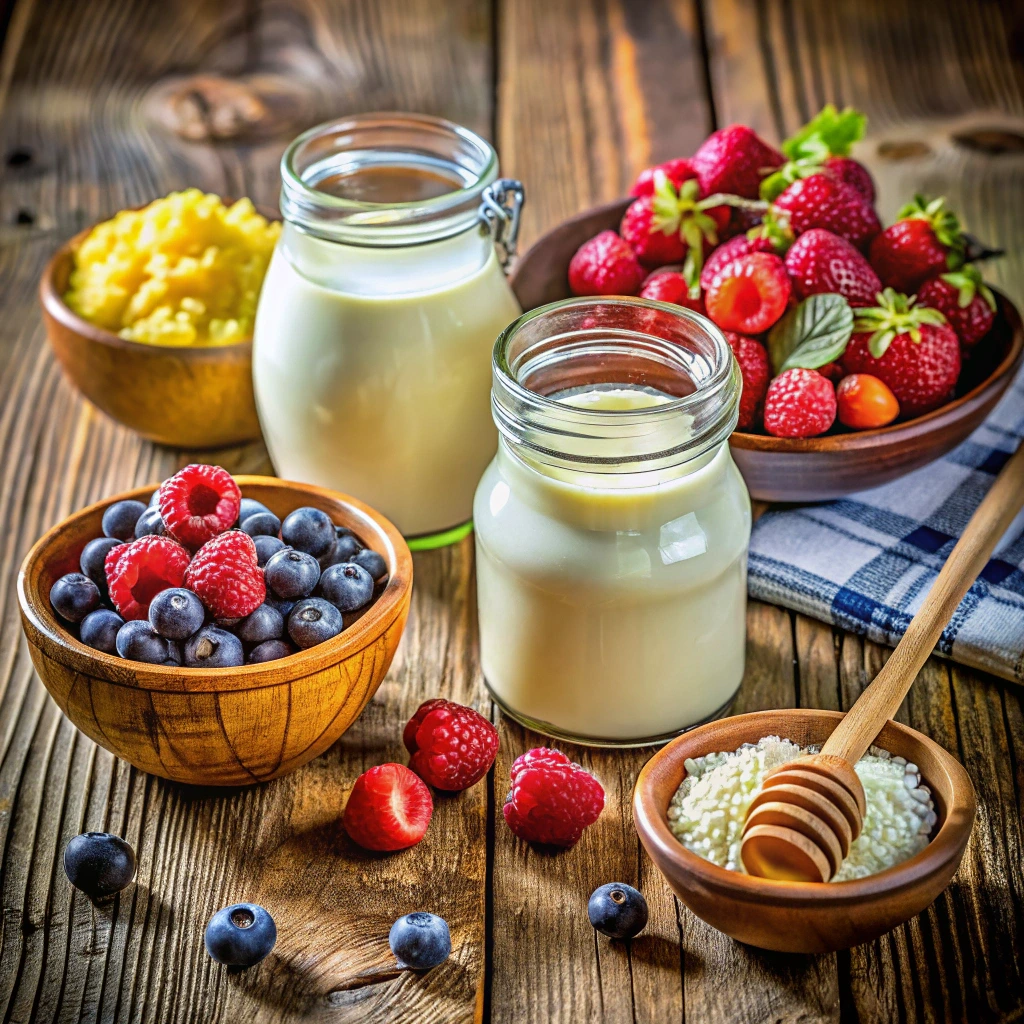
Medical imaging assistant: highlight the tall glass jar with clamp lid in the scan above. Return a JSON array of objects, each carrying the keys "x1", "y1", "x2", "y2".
[{"x1": 253, "y1": 113, "x2": 524, "y2": 546}]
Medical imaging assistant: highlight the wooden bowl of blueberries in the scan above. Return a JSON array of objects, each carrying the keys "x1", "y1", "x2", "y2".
[{"x1": 17, "y1": 465, "x2": 413, "y2": 786}]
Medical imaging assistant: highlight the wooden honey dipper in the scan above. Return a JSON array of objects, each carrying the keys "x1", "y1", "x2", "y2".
[{"x1": 741, "y1": 441, "x2": 1024, "y2": 882}]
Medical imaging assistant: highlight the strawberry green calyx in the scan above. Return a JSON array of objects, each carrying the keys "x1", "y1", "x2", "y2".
[
  {"x1": 896, "y1": 194, "x2": 966, "y2": 270},
  {"x1": 747, "y1": 206, "x2": 794, "y2": 253},
  {"x1": 853, "y1": 287, "x2": 948, "y2": 358},
  {"x1": 651, "y1": 173, "x2": 729, "y2": 296},
  {"x1": 761, "y1": 105, "x2": 867, "y2": 201},
  {"x1": 939, "y1": 265, "x2": 996, "y2": 312}
]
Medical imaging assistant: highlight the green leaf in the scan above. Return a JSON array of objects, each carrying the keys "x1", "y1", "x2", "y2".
[
  {"x1": 767, "y1": 293, "x2": 855, "y2": 374},
  {"x1": 781, "y1": 105, "x2": 867, "y2": 160}
]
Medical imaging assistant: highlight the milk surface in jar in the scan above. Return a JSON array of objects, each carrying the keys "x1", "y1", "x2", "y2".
[
  {"x1": 474, "y1": 298, "x2": 751, "y2": 746},
  {"x1": 253, "y1": 114, "x2": 523, "y2": 544}
]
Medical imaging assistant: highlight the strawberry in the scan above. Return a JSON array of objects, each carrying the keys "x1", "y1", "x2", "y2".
[
  {"x1": 639, "y1": 271, "x2": 706, "y2": 314},
  {"x1": 724, "y1": 332, "x2": 770, "y2": 430},
  {"x1": 620, "y1": 196, "x2": 686, "y2": 266},
  {"x1": 691, "y1": 125, "x2": 784, "y2": 200},
  {"x1": 773, "y1": 173, "x2": 880, "y2": 250},
  {"x1": 915, "y1": 266, "x2": 995, "y2": 349},
  {"x1": 841, "y1": 289, "x2": 960, "y2": 418},
  {"x1": 825, "y1": 156, "x2": 875, "y2": 203},
  {"x1": 704, "y1": 252, "x2": 791, "y2": 334},
  {"x1": 630, "y1": 157, "x2": 696, "y2": 198},
  {"x1": 568, "y1": 231, "x2": 645, "y2": 296},
  {"x1": 818, "y1": 361, "x2": 844, "y2": 383},
  {"x1": 836, "y1": 374, "x2": 900, "y2": 429},
  {"x1": 868, "y1": 195, "x2": 966, "y2": 293},
  {"x1": 763, "y1": 368, "x2": 836, "y2": 438},
  {"x1": 784, "y1": 228, "x2": 882, "y2": 307},
  {"x1": 699, "y1": 208, "x2": 791, "y2": 290}
]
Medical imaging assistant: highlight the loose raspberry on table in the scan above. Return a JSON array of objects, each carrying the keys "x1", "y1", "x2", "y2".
[
  {"x1": 159, "y1": 464, "x2": 241, "y2": 550},
  {"x1": 403, "y1": 699, "x2": 499, "y2": 791},
  {"x1": 343, "y1": 763, "x2": 433, "y2": 852},
  {"x1": 105, "y1": 535, "x2": 191, "y2": 621},
  {"x1": 503, "y1": 747, "x2": 605, "y2": 848},
  {"x1": 184, "y1": 531, "x2": 265, "y2": 619},
  {"x1": 763, "y1": 368, "x2": 837, "y2": 438}
]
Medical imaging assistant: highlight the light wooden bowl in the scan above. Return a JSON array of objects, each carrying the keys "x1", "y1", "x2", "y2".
[
  {"x1": 38, "y1": 208, "x2": 278, "y2": 449},
  {"x1": 17, "y1": 477, "x2": 412, "y2": 787},
  {"x1": 511, "y1": 198, "x2": 1024, "y2": 502},
  {"x1": 632, "y1": 709, "x2": 976, "y2": 953}
]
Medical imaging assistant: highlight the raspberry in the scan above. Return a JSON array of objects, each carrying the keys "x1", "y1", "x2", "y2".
[
  {"x1": 724, "y1": 332, "x2": 770, "y2": 430},
  {"x1": 184, "y1": 531, "x2": 265, "y2": 619},
  {"x1": 105, "y1": 535, "x2": 191, "y2": 621},
  {"x1": 763, "y1": 368, "x2": 837, "y2": 438},
  {"x1": 403, "y1": 699, "x2": 499, "y2": 791},
  {"x1": 343, "y1": 763, "x2": 433, "y2": 851},
  {"x1": 568, "y1": 231, "x2": 645, "y2": 297},
  {"x1": 705, "y1": 253, "x2": 791, "y2": 334},
  {"x1": 158, "y1": 464, "x2": 241, "y2": 549},
  {"x1": 503, "y1": 747, "x2": 604, "y2": 847}
]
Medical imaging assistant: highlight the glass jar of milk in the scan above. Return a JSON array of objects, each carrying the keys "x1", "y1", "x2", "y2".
[
  {"x1": 253, "y1": 114, "x2": 523, "y2": 545},
  {"x1": 474, "y1": 297, "x2": 751, "y2": 746}
]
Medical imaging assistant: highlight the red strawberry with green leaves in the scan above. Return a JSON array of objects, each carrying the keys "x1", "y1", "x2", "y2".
[
  {"x1": 916, "y1": 266, "x2": 996, "y2": 349},
  {"x1": 868, "y1": 195, "x2": 966, "y2": 294},
  {"x1": 761, "y1": 105, "x2": 875, "y2": 203},
  {"x1": 773, "y1": 172, "x2": 881, "y2": 250},
  {"x1": 691, "y1": 125, "x2": 784, "y2": 200},
  {"x1": 841, "y1": 288, "x2": 960, "y2": 418},
  {"x1": 784, "y1": 228, "x2": 882, "y2": 307},
  {"x1": 568, "y1": 230, "x2": 645, "y2": 296},
  {"x1": 621, "y1": 174, "x2": 730, "y2": 285},
  {"x1": 630, "y1": 158, "x2": 696, "y2": 198}
]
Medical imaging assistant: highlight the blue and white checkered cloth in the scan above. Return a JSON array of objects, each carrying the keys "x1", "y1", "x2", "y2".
[{"x1": 748, "y1": 370, "x2": 1024, "y2": 685}]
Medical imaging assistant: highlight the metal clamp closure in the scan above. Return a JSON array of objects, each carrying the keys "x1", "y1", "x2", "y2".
[{"x1": 480, "y1": 178, "x2": 525, "y2": 271}]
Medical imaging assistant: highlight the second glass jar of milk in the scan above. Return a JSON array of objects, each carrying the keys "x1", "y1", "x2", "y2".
[
  {"x1": 475, "y1": 298, "x2": 751, "y2": 746},
  {"x1": 253, "y1": 114, "x2": 523, "y2": 543}
]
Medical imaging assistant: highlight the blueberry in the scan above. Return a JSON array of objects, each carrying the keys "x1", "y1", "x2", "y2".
[
  {"x1": 163, "y1": 642, "x2": 182, "y2": 666},
  {"x1": 280, "y1": 506, "x2": 335, "y2": 557},
  {"x1": 148, "y1": 588, "x2": 205, "y2": 640},
  {"x1": 102, "y1": 500, "x2": 147, "y2": 541},
  {"x1": 320, "y1": 532, "x2": 361, "y2": 569},
  {"x1": 64, "y1": 832, "x2": 136, "y2": 901},
  {"x1": 265, "y1": 595, "x2": 295, "y2": 619},
  {"x1": 204, "y1": 903, "x2": 277, "y2": 968},
  {"x1": 319, "y1": 563, "x2": 374, "y2": 612},
  {"x1": 351, "y1": 548, "x2": 387, "y2": 581},
  {"x1": 239, "y1": 498, "x2": 272, "y2": 524},
  {"x1": 254, "y1": 535, "x2": 286, "y2": 568},
  {"x1": 388, "y1": 913, "x2": 451, "y2": 970},
  {"x1": 236, "y1": 603, "x2": 284, "y2": 644},
  {"x1": 148, "y1": 490, "x2": 161, "y2": 508},
  {"x1": 134, "y1": 506, "x2": 165, "y2": 538},
  {"x1": 264, "y1": 548, "x2": 320, "y2": 600},
  {"x1": 80, "y1": 609, "x2": 124, "y2": 654},
  {"x1": 80, "y1": 537, "x2": 122, "y2": 589},
  {"x1": 50, "y1": 573, "x2": 102, "y2": 623},
  {"x1": 241, "y1": 511, "x2": 281, "y2": 538},
  {"x1": 248, "y1": 639, "x2": 295, "y2": 664},
  {"x1": 184, "y1": 626, "x2": 244, "y2": 668},
  {"x1": 115, "y1": 620, "x2": 171, "y2": 663},
  {"x1": 287, "y1": 598, "x2": 343, "y2": 649},
  {"x1": 587, "y1": 883, "x2": 648, "y2": 939}
]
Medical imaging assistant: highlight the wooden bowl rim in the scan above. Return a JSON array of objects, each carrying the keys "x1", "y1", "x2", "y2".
[
  {"x1": 17, "y1": 475, "x2": 413, "y2": 694},
  {"x1": 632, "y1": 709, "x2": 976, "y2": 907},
  {"x1": 513, "y1": 197, "x2": 1024, "y2": 453},
  {"x1": 38, "y1": 199, "x2": 281, "y2": 359}
]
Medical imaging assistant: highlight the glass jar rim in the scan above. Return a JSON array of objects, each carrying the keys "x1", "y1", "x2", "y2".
[
  {"x1": 491, "y1": 296, "x2": 740, "y2": 471},
  {"x1": 280, "y1": 112, "x2": 499, "y2": 246}
]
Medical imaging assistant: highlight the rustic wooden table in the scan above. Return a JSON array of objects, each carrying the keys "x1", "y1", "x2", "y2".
[{"x1": 1, "y1": 1, "x2": 1022, "y2": 1021}]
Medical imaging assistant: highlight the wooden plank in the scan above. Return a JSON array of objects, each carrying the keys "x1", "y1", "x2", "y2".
[{"x1": 0, "y1": 2, "x2": 494, "y2": 1022}]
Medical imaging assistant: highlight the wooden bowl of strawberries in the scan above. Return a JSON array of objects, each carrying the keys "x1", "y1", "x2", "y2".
[{"x1": 511, "y1": 108, "x2": 1023, "y2": 502}]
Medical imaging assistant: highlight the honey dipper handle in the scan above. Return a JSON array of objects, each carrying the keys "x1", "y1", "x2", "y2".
[{"x1": 822, "y1": 440, "x2": 1024, "y2": 765}]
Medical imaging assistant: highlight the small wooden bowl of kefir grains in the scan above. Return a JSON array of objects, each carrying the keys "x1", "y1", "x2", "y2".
[{"x1": 632, "y1": 710, "x2": 976, "y2": 953}]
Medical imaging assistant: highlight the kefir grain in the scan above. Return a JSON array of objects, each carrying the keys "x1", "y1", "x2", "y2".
[{"x1": 667, "y1": 736, "x2": 935, "y2": 881}]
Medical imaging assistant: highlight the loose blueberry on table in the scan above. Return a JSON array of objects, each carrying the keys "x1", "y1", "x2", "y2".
[
  {"x1": 587, "y1": 883, "x2": 649, "y2": 939},
  {"x1": 63, "y1": 832, "x2": 137, "y2": 901},
  {"x1": 204, "y1": 903, "x2": 277, "y2": 968},
  {"x1": 48, "y1": 464, "x2": 390, "y2": 667},
  {"x1": 389, "y1": 912, "x2": 452, "y2": 970}
]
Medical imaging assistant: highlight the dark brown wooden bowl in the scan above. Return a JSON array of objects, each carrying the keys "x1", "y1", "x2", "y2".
[
  {"x1": 17, "y1": 477, "x2": 413, "y2": 787},
  {"x1": 38, "y1": 205, "x2": 279, "y2": 450},
  {"x1": 511, "y1": 198, "x2": 1024, "y2": 502},
  {"x1": 632, "y1": 709, "x2": 975, "y2": 953}
]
